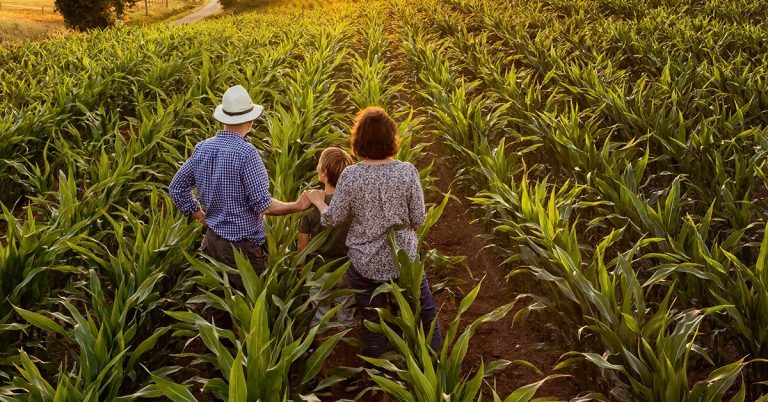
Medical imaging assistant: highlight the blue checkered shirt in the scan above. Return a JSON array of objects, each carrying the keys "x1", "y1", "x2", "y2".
[{"x1": 169, "y1": 130, "x2": 272, "y2": 244}]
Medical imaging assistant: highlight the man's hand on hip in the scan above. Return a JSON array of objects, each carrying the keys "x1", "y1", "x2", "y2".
[{"x1": 191, "y1": 209, "x2": 206, "y2": 225}]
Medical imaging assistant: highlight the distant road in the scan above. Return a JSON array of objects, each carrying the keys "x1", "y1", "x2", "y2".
[{"x1": 175, "y1": 0, "x2": 221, "y2": 24}]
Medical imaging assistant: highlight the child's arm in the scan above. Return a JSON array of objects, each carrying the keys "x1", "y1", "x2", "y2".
[
  {"x1": 297, "y1": 233, "x2": 311, "y2": 252},
  {"x1": 297, "y1": 213, "x2": 312, "y2": 252}
]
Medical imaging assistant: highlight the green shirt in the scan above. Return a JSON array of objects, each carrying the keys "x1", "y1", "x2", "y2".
[{"x1": 298, "y1": 194, "x2": 350, "y2": 260}]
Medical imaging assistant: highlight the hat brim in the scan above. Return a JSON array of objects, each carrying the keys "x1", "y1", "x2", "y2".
[{"x1": 213, "y1": 104, "x2": 264, "y2": 125}]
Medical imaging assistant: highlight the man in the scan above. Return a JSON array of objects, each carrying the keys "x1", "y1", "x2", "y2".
[{"x1": 169, "y1": 85, "x2": 310, "y2": 276}]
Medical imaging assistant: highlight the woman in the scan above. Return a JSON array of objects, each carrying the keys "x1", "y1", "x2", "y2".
[{"x1": 306, "y1": 107, "x2": 443, "y2": 357}]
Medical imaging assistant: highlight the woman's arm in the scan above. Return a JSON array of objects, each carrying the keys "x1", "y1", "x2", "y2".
[
  {"x1": 317, "y1": 170, "x2": 353, "y2": 227},
  {"x1": 407, "y1": 164, "x2": 427, "y2": 228}
]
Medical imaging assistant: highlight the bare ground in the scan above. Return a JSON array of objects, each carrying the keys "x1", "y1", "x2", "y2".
[
  {"x1": 174, "y1": 0, "x2": 221, "y2": 24},
  {"x1": 422, "y1": 148, "x2": 579, "y2": 399}
]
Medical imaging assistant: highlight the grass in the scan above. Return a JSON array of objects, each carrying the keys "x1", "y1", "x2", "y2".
[
  {"x1": 0, "y1": 8, "x2": 66, "y2": 45},
  {"x1": 0, "y1": 0, "x2": 55, "y2": 11}
]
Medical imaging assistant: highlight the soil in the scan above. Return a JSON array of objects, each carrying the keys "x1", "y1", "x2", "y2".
[{"x1": 420, "y1": 148, "x2": 579, "y2": 399}]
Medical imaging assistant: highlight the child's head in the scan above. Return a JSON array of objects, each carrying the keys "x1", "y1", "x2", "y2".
[{"x1": 317, "y1": 147, "x2": 353, "y2": 188}]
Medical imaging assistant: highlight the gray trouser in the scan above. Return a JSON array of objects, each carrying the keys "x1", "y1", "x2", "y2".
[{"x1": 201, "y1": 229, "x2": 267, "y2": 290}]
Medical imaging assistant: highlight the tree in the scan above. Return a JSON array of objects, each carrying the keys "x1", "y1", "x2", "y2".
[{"x1": 54, "y1": 0, "x2": 139, "y2": 31}]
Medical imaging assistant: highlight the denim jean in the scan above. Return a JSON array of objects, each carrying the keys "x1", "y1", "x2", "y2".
[{"x1": 346, "y1": 266, "x2": 444, "y2": 358}]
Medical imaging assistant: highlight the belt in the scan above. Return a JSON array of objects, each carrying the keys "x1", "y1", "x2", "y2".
[
  {"x1": 205, "y1": 229, "x2": 266, "y2": 249},
  {"x1": 390, "y1": 224, "x2": 410, "y2": 232}
]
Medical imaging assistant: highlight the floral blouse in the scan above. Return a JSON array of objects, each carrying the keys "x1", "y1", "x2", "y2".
[{"x1": 320, "y1": 160, "x2": 426, "y2": 281}]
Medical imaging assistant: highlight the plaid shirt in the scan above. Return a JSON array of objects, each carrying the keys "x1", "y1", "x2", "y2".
[{"x1": 169, "y1": 130, "x2": 272, "y2": 244}]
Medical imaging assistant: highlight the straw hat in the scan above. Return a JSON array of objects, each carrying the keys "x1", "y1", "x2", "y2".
[{"x1": 213, "y1": 85, "x2": 264, "y2": 125}]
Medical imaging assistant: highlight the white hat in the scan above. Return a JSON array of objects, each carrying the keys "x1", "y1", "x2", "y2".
[{"x1": 213, "y1": 85, "x2": 265, "y2": 125}]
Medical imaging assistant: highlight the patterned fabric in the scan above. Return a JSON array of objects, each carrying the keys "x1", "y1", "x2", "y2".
[
  {"x1": 321, "y1": 160, "x2": 425, "y2": 281},
  {"x1": 169, "y1": 130, "x2": 272, "y2": 244}
]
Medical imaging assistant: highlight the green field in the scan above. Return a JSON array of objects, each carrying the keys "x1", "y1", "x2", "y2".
[
  {"x1": 0, "y1": 0, "x2": 55, "y2": 9},
  {"x1": 0, "y1": 1, "x2": 62, "y2": 46},
  {"x1": 1, "y1": 0, "x2": 767, "y2": 401}
]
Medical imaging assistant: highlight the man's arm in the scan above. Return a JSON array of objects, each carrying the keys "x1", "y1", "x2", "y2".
[
  {"x1": 263, "y1": 193, "x2": 312, "y2": 216},
  {"x1": 242, "y1": 151, "x2": 312, "y2": 216},
  {"x1": 169, "y1": 157, "x2": 204, "y2": 223},
  {"x1": 242, "y1": 152, "x2": 274, "y2": 215}
]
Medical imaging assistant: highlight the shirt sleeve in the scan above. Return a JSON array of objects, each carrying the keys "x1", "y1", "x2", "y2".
[
  {"x1": 321, "y1": 169, "x2": 353, "y2": 228},
  {"x1": 169, "y1": 151, "x2": 201, "y2": 216},
  {"x1": 242, "y1": 150, "x2": 272, "y2": 215},
  {"x1": 407, "y1": 164, "x2": 427, "y2": 228}
]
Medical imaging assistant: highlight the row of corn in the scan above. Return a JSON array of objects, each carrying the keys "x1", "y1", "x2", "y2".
[
  {"x1": 396, "y1": 0, "x2": 767, "y2": 400},
  {"x1": 0, "y1": 1, "x2": 548, "y2": 401}
]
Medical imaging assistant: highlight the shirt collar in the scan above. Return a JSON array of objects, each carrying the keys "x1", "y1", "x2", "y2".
[{"x1": 216, "y1": 130, "x2": 246, "y2": 140}]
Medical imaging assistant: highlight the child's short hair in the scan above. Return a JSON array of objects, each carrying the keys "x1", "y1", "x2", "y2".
[{"x1": 319, "y1": 147, "x2": 353, "y2": 187}]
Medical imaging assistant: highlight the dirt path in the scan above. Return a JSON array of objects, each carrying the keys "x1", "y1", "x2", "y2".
[
  {"x1": 174, "y1": 0, "x2": 222, "y2": 24},
  {"x1": 424, "y1": 156, "x2": 579, "y2": 398},
  {"x1": 365, "y1": 3, "x2": 580, "y2": 396}
]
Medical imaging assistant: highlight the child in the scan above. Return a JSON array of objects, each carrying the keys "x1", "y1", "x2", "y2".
[{"x1": 298, "y1": 147, "x2": 356, "y2": 329}]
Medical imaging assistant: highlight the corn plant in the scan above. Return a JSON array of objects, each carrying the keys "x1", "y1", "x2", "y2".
[
  {"x1": 160, "y1": 238, "x2": 353, "y2": 401},
  {"x1": 395, "y1": 0, "x2": 768, "y2": 398},
  {"x1": 4, "y1": 268, "x2": 173, "y2": 401},
  {"x1": 346, "y1": 9, "x2": 404, "y2": 111},
  {"x1": 359, "y1": 231, "x2": 564, "y2": 401},
  {"x1": 0, "y1": 198, "x2": 100, "y2": 354},
  {"x1": 692, "y1": 226, "x2": 768, "y2": 393},
  {"x1": 3, "y1": 0, "x2": 768, "y2": 399}
]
